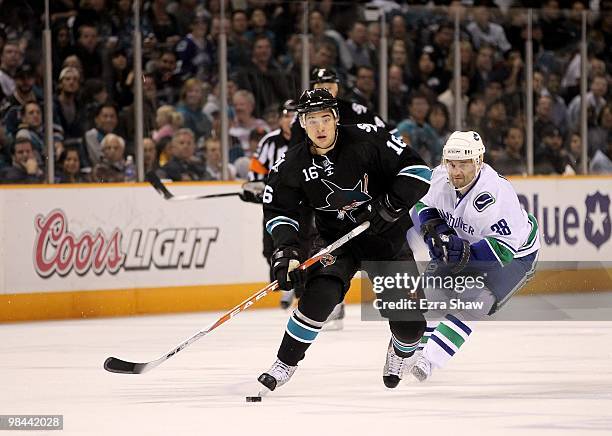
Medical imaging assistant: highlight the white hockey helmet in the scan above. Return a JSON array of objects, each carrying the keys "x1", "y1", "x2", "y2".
[{"x1": 442, "y1": 131, "x2": 486, "y2": 164}]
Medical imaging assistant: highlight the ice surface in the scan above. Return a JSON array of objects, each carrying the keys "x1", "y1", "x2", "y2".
[{"x1": 2, "y1": 295, "x2": 612, "y2": 436}]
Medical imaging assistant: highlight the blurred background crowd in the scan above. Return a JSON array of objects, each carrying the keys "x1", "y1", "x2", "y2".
[{"x1": 0, "y1": 0, "x2": 611, "y2": 184}]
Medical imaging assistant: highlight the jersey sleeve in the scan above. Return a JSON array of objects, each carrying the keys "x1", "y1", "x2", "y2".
[
  {"x1": 469, "y1": 180, "x2": 532, "y2": 266},
  {"x1": 262, "y1": 155, "x2": 303, "y2": 251},
  {"x1": 368, "y1": 126, "x2": 432, "y2": 211},
  {"x1": 414, "y1": 166, "x2": 446, "y2": 224}
]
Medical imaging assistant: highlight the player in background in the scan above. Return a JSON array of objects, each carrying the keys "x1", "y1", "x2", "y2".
[
  {"x1": 412, "y1": 131, "x2": 540, "y2": 381},
  {"x1": 257, "y1": 88, "x2": 430, "y2": 393},
  {"x1": 290, "y1": 67, "x2": 389, "y2": 149}
]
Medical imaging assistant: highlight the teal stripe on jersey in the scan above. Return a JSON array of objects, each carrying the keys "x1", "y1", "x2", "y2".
[
  {"x1": 391, "y1": 334, "x2": 419, "y2": 353},
  {"x1": 398, "y1": 165, "x2": 432, "y2": 183}
]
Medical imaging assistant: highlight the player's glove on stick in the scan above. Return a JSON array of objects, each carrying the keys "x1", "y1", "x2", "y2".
[
  {"x1": 421, "y1": 216, "x2": 455, "y2": 261},
  {"x1": 440, "y1": 234, "x2": 471, "y2": 273},
  {"x1": 271, "y1": 248, "x2": 307, "y2": 297},
  {"x1": 356, "y1": 195, "x2": 404, "y2": 234}
]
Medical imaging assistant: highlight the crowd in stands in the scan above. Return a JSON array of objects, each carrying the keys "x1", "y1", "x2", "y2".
[{"x1": 0, "y1": 0, "x2": 611, "y2": 185}]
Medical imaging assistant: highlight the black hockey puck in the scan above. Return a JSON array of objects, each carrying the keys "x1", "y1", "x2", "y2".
[{"x1": 246, "y1": 396, "x2": 262, "y2": 402}]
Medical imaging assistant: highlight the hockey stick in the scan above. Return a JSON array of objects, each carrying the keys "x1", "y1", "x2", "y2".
[
  {"x1": 103, "y1": 220, "x2": 370, "y2": 374},
  {"x1": 146, "y1": 171, "x2": 265, "y2": 202}
]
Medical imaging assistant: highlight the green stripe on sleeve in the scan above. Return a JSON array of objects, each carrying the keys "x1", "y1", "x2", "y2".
[
  {"x1": 486, "y1": 237, "x2": 515, "y2": 265},
  {"x1": 415, "y1": 201, "x2": 428, "y2": 213}
]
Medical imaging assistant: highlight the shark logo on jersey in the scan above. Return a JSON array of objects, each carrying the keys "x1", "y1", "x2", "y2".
[
  {"x1": 315, "y1": 175, "x2": 371, "y2": 222},
  {"x1": 473, "y1": 191, "x2": 495, "y2": 212},
  {"x1": 584, "y1": 191, "x2": 611, "y2": 249}
]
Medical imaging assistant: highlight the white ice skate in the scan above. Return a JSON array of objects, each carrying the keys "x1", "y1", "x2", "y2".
[
  {"x1": 258, "y1": 359, "x2": 297, "y2": 391},
  {"x1": 322, "y1": 303, "x2": 344, "y2": 331},
  {"x1": 411, "y1": 354, "x2": 432, "y2": 382},
  {"x1": 383, "y1": 341, "x2": 414, "y2": 388}
]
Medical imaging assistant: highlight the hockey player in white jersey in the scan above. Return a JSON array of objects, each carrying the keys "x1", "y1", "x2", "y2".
[{"x1": 411, "y1": 130, "x2": 540, "y2": 382}]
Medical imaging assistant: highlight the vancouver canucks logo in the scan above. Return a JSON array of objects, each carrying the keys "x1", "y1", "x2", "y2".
[
  {"x1": 584, "y1": 191, "x2": 611, "y2": 249},
  {"x1": 315, "y1": 175, "x2": 371, "y2": 222},
  {"x1": 473, "y1": 191, "x2": 495, "y2": 212}
]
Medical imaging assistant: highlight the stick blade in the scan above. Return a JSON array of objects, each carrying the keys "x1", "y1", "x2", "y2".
[
  {"x1": 104, "y1": 357, "x2": 148, "y2": 374},
  {"x1": 145, "y1": 171, "x2": 173, "y2": 199}
]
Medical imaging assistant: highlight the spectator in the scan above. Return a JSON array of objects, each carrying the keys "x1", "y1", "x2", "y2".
[
  {"x1": 51, "y1": 23, "x2": 74, "y2": 80},
  {"x1": 390, "y1": 39, "x2": 411, "y2": 84},
  {"x1": 568, "y1": 74, "x2": 608, "y2": 132},
  {"x1": 465, "y1": 94, "x2": 487, "y2": 131},
  {"x1": 208, "y1": 108, "x2": 243, "y2": 162},
  {"x1": 590, "y1": 133, "x2": 612, "y2": 174},
  {"x1": 228, "y1": 10, "x2": 251, "y2": 68},
  {"x1": 539, "y1": 0, "x2": 572, "y2": 52},
  {"x1": 389, "y1": 14, "x2": 414, "y2": 69},
  {"x1": 494, "y1": 126, "x2": 526, "y2": 176},
  {"x1": 118, "y1": 72, "x2": 158, "y2": 154},
  {"x1": 56, "y1": 146, "x2": 89, "y2": 183},
  {"x1": 589, "y1": 103, "x2": 612, "y2": 154},
  {"x1": 541, "y1": 71, "x2": 569, "y2": 131},
  {"x1": 1, "y1": 64, "x2": 41, "y2": 132},
  {"x1": 425, "y1": 22, "x2": 454, "y2": 73},
  {"x1": 153, "y1": 105, "x2": 183, "y2": 143},
  {"x1": 245, "y1": 8, "x2": 275, "y2": 49},
  {"x1": 411, "y1": 49, "x2": 447, "y2": 96},
  {"x1": 346, "y1": 65, "x2": 376, "y2": 111},
  {"x1": 61, "y1": 55, "x2": 84, "y2": 80},
  {"x1": 471, "y1": 45, "x2": 495, "y2": 94},
  {"x1": 84, "y1": 103, "x2": 120, "y2": 168},
  {"x1": 144, "y1": 0, "x2": 181, "y2": 49},
  {"x1": 0, "y1": 137, "x2": 44, "y2": 184},
  {"x1": 535, "y1": 125, "x2": 575, "y2": 175},
  {"x1": 235, "y1": 34, "x2": 289, "y2": 118},
  {"x1": 81, "y1": 78, "x2": 109, "y2": 131},
  {"x1": 74, "y1": 24, "x2": 103, "y2": 81},
  {"x1": 53, "y1": 67, "x2": 87, "y2": 143},
  {"x1": 203, "y1": 137, "x2": 235, "y2": 180},
  {"x1": 438, "y1": 75, "x2": 469, "y2": 128},
  {"x1": 366, "y1": 21, "x2": 381, "y2": 67},
  {"x1": 15, "y1": 101, "x2": 46, "y2": 165},
  {"x1": 428, "y1": 102, "x2": 452, "y2": 146},
  {"x1": 568, "y1": 132, "x2": 584, "y2": 171},
  {"x1": 143, "y1": 137, "x2": 159, "y2": 174},
  {"x1": 346, "y1": 21, "x2": 372, "y2": 68},
  {"x1": 158, "y1": 128, "x2": 210, "y2": 181},
  {"x1": 176, "y1": 78, "x2": 211, "y2": 142},
  {"x1": 229, "y1": 90, "x2": 269, "y2": 151},
  {"x1": 173, "y1": 0, "x2": 203, "y2": 36},
  {"x1": 153, "y1": 50, "x2": 182, "y2": 105},
  {"x1": 309, "y1": 10, "x2": 341, "y2": 66},
  {"x1": 466, "y1": 6, "x2": 512, "y2": 54},
  {"x1": 0, "y1": 41, "x2": 23, "y2": 101},
  {"x1": 176, "y1": 14, "x2": 215, "y2": 83},
  {"x1": 104, "y1": 48, "x2": 132, "y2": 109},
  {"x1": 481, "y1": 99, "x2": 508, "y2": 159},
  {"x1": 396, "y1": 92, "x2": 442, "y2": 166},
  {"x1": 534, "y1": 94, "x2": 564, "y2": 147},
  {"x1": 387, "y1": 64, "x2": 410, "y2": 127},
  {"x1": 92, "y1": 133, "x2": 133, "y2": 183}
]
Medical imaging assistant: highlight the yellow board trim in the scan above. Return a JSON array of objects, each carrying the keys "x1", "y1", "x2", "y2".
[{"x1": 1, "y1": 269, "x2": 610, "y2": 323}]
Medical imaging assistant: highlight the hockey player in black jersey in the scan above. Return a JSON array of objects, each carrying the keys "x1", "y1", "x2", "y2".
[
  {"x1": 289, "y1": 67, "x2": 388, "y2": 148},
  {"x1": 257, "y1": 88, "x2": 431, "y2": 392}
]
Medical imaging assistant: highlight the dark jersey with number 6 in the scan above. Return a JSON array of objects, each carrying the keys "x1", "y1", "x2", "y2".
[{"x1": 263, "y1": 124, "x2": 431, "y2": 257}]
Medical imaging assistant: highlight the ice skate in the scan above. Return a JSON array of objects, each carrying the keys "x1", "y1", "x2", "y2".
[
  {"x1": 383, "y1": 341, "x2": 413, "y2": 388},
  {"x1": 257, "y1": 359, "x2": 297, "y2": 391},
  {"x1": 322, "y1": 303, "x2": 344, "y2": 331},
  {"x1": 411, "y1": 354, "x2": 432, "y2": 382}
]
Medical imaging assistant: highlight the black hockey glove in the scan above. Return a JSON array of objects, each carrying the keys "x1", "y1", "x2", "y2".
[
  {"x1": 271, "y1": 248, "x2": 307, "y2": 297},
  {"x1": 421, "y1": 216, "x2": 455, "y2": 261},
  {"x1": 239, "y1": 181, "x2": 265, "y2": 204},
  {"x1": 355, "y1": 195, "x2": 405, "y2": 234}
]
